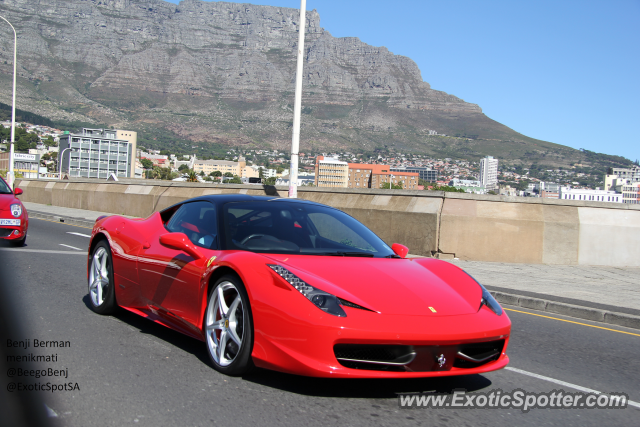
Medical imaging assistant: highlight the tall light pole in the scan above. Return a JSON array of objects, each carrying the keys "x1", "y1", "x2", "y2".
[
  {"x1": 58, "y1": 147, "x2": 71, "y2": 178},
  {"x1": 0, "y1": 15, "x2": 16, "y2": 188},
  {"x1": 288, "y1": 0, "x2": 306, "y2": 199}
]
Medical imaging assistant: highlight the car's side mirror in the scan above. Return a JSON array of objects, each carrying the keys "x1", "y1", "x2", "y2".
[
  {"x1": 14, "y1": 188, "x2": 23, "y2": 196},
  {"x1": 391, "y1": 243, "x2": 409, "y2": 259},
  {"x1": 159, "y1": 233, "x2": 204, "y2": 260}
]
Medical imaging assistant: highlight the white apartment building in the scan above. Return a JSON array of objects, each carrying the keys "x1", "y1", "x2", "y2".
[
  {"x1": 612, "y1": 166, "x2": 640, "y2": 183},
  {"x1": 621, "y1": 182, "x2": 640, "y2": 204},
  {"x1": 559, "y1": 187, "x2": 622, "y2": 203},
  {"x1": 479, "y1": 156, "x2": 499, "y2": 191},
  {"x1": 58, "y1": 128, "x2": 137, "y2": 179}
]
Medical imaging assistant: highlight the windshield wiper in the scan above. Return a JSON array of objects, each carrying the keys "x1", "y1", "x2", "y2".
[
  {"x1": 320, "y1": 251, "x2": 374, "y2": 257},
  {"x1": 384, "y1": 254, "x2": 402, "y2": 258}
]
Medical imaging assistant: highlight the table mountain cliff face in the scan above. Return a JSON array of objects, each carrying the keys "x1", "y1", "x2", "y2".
[{"x1": 0, "y1": 0, "x2": 567, "y2": 158}]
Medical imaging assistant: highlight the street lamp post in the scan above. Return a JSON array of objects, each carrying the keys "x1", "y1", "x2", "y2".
[
  {"x1": 58, "y1": 147, "x2": 71, "y2": 178},
  {"x1": 0, "y1": 15, "x2": 17, "y2": 188},
  {"x1": 288, "y1": 0, "x2": 306, "y2": 199}
]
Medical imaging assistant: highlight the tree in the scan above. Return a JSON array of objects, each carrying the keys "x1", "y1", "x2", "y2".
[
  {"x1": 186, "y1": 170, "x2": 199, "y2": 182},
  {"x1": 263, "y1": 177, "x2": 277, "y2": 185},
  {"x1": 430, "y1": 185, "x2": 465, "y2": 193},
  {"x1": 223, "y1": 172, "x2": 234, "y2": 177},
  {"x1": 380, "y1": 182, "x2": 404, "y2": 190},
  {"x1": 43, "y1": 135, "x2": 56, "y2": 147},
  {"x1": 210, "y1": 170, "x2": 222, "y2": 177},
  {"x1": 178, "y1": 164, "x2": 190, "y2": 172},
  {"x1": 140, "y1": 158, "x2": 153, "y2": 169}
]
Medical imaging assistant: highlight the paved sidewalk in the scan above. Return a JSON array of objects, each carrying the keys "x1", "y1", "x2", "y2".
[
  {"x1": 449, "y1": 260, "x2": 640, "y2": 316},
  {"x1": 23, "y1": 202, "x2": 640, "y2": 329}
]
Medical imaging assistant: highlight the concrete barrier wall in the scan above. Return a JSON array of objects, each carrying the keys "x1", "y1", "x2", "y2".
[{"x1": 14, "y1": 178, "x2": 640, "y2": 267}]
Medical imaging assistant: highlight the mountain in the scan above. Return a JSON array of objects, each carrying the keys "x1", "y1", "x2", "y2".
[{"x1": 0, "y1": 0, "x2": 631, "y2": 167}]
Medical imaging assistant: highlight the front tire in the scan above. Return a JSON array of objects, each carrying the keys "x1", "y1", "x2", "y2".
[
  {"x1": 88, "y1": 240, "x2": 117, "y2": 314},
  {"x1": 204, "y1": 275, "x2": 254, "y2": 376}
]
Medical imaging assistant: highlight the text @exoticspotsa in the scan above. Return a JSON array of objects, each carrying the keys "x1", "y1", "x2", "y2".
[{"x1": 5, "y1": 338, "x2": 80, "y2": 393}]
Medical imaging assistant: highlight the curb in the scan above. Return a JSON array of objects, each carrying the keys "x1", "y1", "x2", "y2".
[
  {"x1": 29, "y1": 211, "x2": 95, "y2": 228},
  {"x1": 490, "y1": 291, "x2": 640, "y2": 331}
]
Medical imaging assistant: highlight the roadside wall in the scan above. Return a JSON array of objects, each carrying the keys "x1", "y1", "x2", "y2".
[{"x1": 14, "y1": 178, "x2": 640, "y2": 267}]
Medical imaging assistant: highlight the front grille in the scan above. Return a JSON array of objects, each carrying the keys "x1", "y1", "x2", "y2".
[
  {"x1": 454, "y1": 340, "x2": 505, "y2": 368},
  {"x1": 334, "y1": 339, "x2": 505, "y2": 372},
  {"x1": 334, "y1": 344, "x2": 412, "y2": 362}
]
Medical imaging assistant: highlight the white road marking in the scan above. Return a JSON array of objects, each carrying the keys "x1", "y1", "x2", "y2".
[
  {"x1": 506, "y1": 367, "x2": 640, "y2": 409},
  {"x1": 0, "y1": 248, "x2": 86, "y2": 255},
  {"x1": 67, "y1": 232, "x2": 92, "y2": 238},
  {"x1": 59, "y1": 244, "x2": 82, "y2": 251}
]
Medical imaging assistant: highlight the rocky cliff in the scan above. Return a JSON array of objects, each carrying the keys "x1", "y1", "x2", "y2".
[{"x1": 0, "y1": 0, "x2": 572, "y2": 160}]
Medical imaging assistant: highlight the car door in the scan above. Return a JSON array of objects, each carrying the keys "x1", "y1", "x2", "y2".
[{"x1": 137, "y1": 200, "x2": 219, "y2": 336}]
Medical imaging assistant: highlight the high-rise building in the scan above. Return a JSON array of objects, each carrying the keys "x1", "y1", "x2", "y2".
[
  {"x1": 58, "y1": 128, "x2": 137, "y2": 179},
  {"x1": 479, "y1": 156, "x2": 499, "y2": 191}
]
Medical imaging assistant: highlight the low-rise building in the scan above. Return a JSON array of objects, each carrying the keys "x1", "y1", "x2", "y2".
[
  {"x1": 347, "y1": 163, "x2": 419, "y2": 190},
  {"x1": 0, "y1": 152, "x2": 41, "y2": 179},
  {"x1": 559, "y1": 187, "x2": 622, "y2": 203},
  {"x1": 390, "y1": 166, "x2": 437, "y2": 182},
  {"x1": 192, "y1": 157, "x2": 259, "y2": 178}
]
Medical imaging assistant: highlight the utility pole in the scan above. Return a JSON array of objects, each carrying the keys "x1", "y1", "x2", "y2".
[
  {"x1": 0, "y1": 15, "x2": 17, "y2": 188},
  {"x1": 288, "y1": 0, "x2": 306, "y2": 199}
]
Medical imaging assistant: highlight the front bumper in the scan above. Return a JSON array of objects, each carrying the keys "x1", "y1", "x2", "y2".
[{"x1": 251, "y1": 300, "x2": 511, "y2": 378}]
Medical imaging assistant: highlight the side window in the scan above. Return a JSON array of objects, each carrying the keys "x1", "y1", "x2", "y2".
[
  {"x1": 166, "y1": 201, "x2": 218, "y2": 249},
  {"x1": 307, "y1": 213, "x2": 376, "y2": 252}
]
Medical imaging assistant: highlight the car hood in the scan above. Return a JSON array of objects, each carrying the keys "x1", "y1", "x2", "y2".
[
  {"x1": 0, "y1": 195, "x2": 20, "y2": 212},
  {"x1": 267, "y1": 255, "x2": 482, "y2": 316}
]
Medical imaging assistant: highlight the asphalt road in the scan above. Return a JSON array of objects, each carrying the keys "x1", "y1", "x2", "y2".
[{"x1": 1, "y1": 218, "x2": 638, "y2": 426}]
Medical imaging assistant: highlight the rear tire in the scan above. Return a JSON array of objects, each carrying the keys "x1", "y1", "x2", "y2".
[
  {"x1": 204, "y1": 275, "x2": 254, "y2": 376},
  {"x1": 88, "y1": 241, "x2": 117, "y2": 315}
]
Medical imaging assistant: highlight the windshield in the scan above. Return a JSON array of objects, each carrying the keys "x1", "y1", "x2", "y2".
[
  {"x1": 0, "y1": 177, "x2": 12, "y2": 194},
  {"x1": 222, "y1": 200, "x2": 395, "y2": 257}
]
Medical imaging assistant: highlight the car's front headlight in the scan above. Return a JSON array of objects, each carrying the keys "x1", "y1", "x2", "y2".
[
  {"x1": 10, "y1": 204, "x2": 22, "y2": 218},
  {"x1": 268, "y1": 264, "x2": 347, "y2": 317},
  {"x1": 465, "y1": 272, "x2": 503, "y2": 316}
]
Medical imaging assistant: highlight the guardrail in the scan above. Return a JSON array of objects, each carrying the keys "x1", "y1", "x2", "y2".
[{"x1": 14, "y1": 178, "x2": 640, "y2": 267}]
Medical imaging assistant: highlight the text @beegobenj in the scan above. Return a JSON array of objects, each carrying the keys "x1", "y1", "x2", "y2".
[{"x1": 5, "y1": 338, "x2": 80, "y2": 393}]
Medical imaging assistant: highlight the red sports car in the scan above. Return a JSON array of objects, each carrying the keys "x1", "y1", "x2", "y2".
[
  {"x1": 0, "y1": 176, "x2": 28, "y2": 246},
  {"x1": 88, "y1": 195, "x2": 510, "y2": 378}
]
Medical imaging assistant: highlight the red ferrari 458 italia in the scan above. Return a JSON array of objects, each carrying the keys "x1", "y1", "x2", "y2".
[
  {"x1": 88, "y1": 195, "x2": 510, "y2": 378},
  {"x1": 0, "y1": 176, "x2": 28, "y2": 246}
]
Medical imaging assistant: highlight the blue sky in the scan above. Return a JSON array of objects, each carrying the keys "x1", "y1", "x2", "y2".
[{"x1": 167, "y1": 0, "x2": 640, "y2": 163}]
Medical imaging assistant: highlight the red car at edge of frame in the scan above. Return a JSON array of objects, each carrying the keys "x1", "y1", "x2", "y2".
[{"x1": 0, "y1": 175, "x2": 28, "y2": 246}]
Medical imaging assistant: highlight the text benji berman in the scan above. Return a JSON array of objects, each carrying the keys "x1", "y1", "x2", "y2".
[{"x1": 7, "y1": 339, "x2": 71, "y2": 349}]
